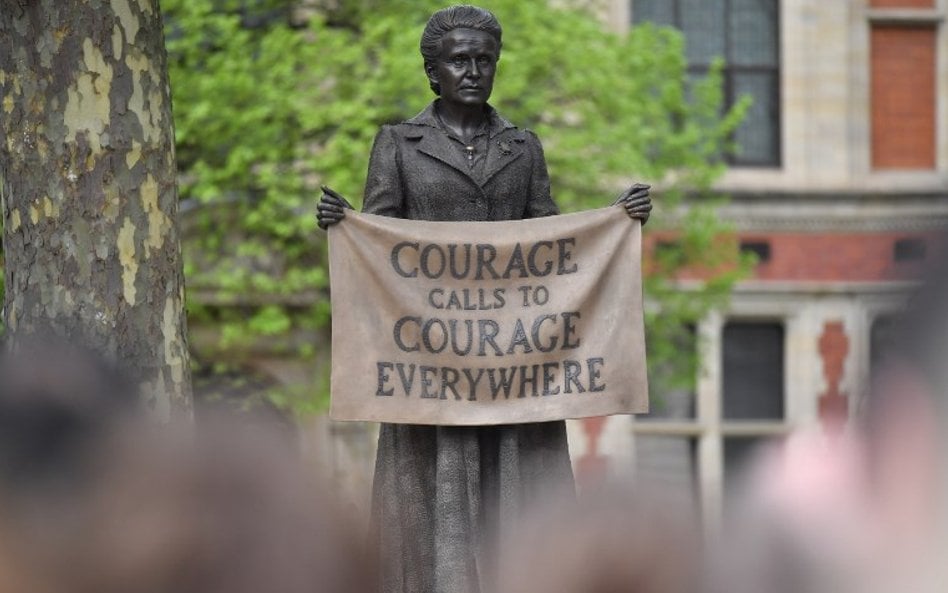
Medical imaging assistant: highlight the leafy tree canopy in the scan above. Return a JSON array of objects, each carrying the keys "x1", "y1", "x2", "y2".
[{"x1": 163, "y1": 0, "x2": 750, "y2": 412}]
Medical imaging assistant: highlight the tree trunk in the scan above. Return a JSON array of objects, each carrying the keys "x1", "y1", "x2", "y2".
[{"x1": 0, "y1": 0, "x2": 191, "y2": 417}]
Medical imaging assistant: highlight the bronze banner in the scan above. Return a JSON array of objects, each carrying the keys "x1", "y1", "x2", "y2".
[{"x1": 328, "y1": 207, "x2": 648, "y2": 425}]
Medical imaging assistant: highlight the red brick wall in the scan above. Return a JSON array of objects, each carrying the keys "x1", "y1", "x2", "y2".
[
  {"x1": 870, "y1": 0, "x2": 934, "y2": 8},
  {"x1": 870, "y1": 25, "x2": 937, "y2": 169},
  {"x1": 742, "y1": 232, "x2": 935, "y2": 282},
  {"x1": 645, "y1": 232, "x2": 941, "y2": 283}
]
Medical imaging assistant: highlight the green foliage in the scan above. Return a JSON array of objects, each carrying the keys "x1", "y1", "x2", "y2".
[{"x1": 163, "y1": 0, "x2": 750, "y2": 413}]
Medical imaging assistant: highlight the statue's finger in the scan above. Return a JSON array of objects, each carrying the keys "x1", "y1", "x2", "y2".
[
  {"x1": 619, "y1": 189, "x2": 649, "y2": 200},
  {"x1": 321, "y1": 185, "x2": 344, "y2": 200},
  {"x1": 317, "y1": 207, "x2": 344, "y2": 218},
  {"x1": 322, "y1": 186, "x2": 354, "y2": 209},
  {"x1": 320, "y1": 196, "x2": 346, "y2": 208},
  {"x1": 317, "y1": 215, "x2": 343, "y2": 229},
  {"x1": 318, "y1": 202, "x2": 345, "y2": 213}
]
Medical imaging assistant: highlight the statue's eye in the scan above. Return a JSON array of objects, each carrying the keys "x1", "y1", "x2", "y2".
[{"x1": 451, "y1": 57, "x2": 467, "y2": 67}]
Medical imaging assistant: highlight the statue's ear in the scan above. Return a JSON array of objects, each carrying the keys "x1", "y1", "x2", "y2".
[{"x1": 424, "y1": 62, "x2": 438, "y2": 86}]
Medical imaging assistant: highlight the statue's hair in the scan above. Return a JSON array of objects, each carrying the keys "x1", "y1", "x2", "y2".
[{"x1": 420, "y1": 5, "x2": 502, "y2": 95}]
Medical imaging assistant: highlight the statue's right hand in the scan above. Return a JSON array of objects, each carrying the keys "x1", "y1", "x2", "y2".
[{"x1": 317, "y1": 185, "x2": 353, "y2": 230}]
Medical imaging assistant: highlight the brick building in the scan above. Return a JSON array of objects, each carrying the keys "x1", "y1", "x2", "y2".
[{"x1": 568, "y1": 0, "x2": 948, "y2": 527}]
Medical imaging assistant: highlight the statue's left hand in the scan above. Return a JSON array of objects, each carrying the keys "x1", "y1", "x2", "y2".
[
  {"x1": 613, "y1": 183, "x2": 652, "y2": 226},
  {"x1": 316, "y1": 185, "x2": 353, "y2": 230}
]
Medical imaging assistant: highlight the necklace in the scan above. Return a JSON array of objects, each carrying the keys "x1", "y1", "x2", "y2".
[{"x1": 434, "y1": 107, "x2": 488, "y2": 168}]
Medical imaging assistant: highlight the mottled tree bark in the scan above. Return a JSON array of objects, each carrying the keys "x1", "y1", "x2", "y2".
[{"x1": 0, "y1": 0, "x2": 191, "y2": 416}]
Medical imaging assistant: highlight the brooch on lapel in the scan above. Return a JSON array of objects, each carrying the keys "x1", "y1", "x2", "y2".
[{"x1": 497, "y1": 140, "x2": 512, "y2": 155}]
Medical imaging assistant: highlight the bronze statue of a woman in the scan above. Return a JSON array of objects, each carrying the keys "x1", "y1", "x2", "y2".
[{"x1": 317, "y1": 6, "x2": 651, "y2": 592}]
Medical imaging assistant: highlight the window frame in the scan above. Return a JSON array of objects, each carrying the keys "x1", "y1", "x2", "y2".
[
  {"x1": 630, "y1": 311, "x2": 794, "y2": 530},
  {"x1": 633, "y1": 0, "x2": 783, "y2": 167}
]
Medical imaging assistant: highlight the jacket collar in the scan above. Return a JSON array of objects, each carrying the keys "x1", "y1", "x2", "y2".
[
  {"x1": 404, "y1": 100, "x2": 516, "y2": 138},
  {"x1": 403, "y1": 101, "x2": 525, "y2": 190}
]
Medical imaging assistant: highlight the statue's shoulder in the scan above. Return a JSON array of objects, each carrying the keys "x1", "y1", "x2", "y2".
[
  {"x1": 511, "y1": 128, "x2": 544, "y2": 156},
  {"x1": 489, "y1": 109, "x2": 536, "y2": 143},
  {"x1": 388, "y1": 104, "x2": 440, "y2": 139},
  {"x1": 386, "y1": 120, "x2": 428, "y2": 141},
  {"x1": 519, "y1": 128, "x2": 542, "y2": 143},
  {"x1": 491, "y1": 110, "x2": 541, "y2": 144}
]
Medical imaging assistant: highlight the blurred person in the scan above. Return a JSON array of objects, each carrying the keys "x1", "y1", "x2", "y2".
[
  {"x1": 710, "y1": 429, "x2": 880, "y2": 593},
  {"x1": 497, "y1": 485, "x2": 701, "y2": 593},
  {"x1": 0, "y1": 341, "x2": 138, "y2": 593},
  {"x1": 0, "y1": 341, "x2": 135, "y2": 500},
  {"x1": 60, "y1": 413, "x2": 371, "y2": 593},
  {"x1": 0, "y1": 342, "x2": 370, "y2": 593},
  {"x1": 858, "y1": 247, "x2": 948, "y2": 593},
  {"x1": 713, "y1": 241, "x2": 948, "y2": 593}
]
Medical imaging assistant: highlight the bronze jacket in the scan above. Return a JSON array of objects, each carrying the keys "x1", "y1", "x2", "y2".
[{"x1": 361, "y1": 102, "x2": 559, "y2": 221}]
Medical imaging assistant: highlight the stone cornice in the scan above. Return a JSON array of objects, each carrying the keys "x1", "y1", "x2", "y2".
[
  {"x1": 671, "y1": 279, "x2": 920, "y2": 296},
  {"x1": 866, "y1": 8, "x2": 945, "y2": 25},
  {"x1": 675, "y1": 192, "x2": 948, "y2": 233}
]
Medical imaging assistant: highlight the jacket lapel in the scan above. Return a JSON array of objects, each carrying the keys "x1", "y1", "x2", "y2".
[
  {"x1": 403, "y1": 102, "x2": 524, "y2": 188},
  {"x1": 481, "y1": 130, "x2": 525, "y2": 185},
  {"x1": 412, "y1": 128, "x2": 478, "y2": 184}
]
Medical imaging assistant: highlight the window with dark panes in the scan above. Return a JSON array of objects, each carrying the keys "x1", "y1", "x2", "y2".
[
  {"x1": 631, "y1": 323, "x2": 699, "y2": 513},
  {"x1": 870, "y1": 315, "x2": 899, "y2": 371},
  {"x1": 632, "y1": 0, "x2": 781, "y2": 166},
  {"x1": 722, "y1": 321, "x2": 784, "y2": 420},
  {"x1": 632, "y1": 317, "x2": 789, "y2": 521},
  {"x1": 634, "y1": 435, "x2": 700, "y2": 507},
  {"x1": 722, "y1": 435, "x2": 774, "y2": 506},
  {"x1": 723, "y1": 436, "x2": 765, "y2": 482}
]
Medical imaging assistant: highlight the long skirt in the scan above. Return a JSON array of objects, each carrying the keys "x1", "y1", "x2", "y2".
[{"x1": 370, "y1": 421, "x2": 574, "y2": 593}]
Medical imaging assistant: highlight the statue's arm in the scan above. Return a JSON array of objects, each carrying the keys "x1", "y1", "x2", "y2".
[
  {"x1": 362, "y1": 126, "x2": 405, "y2": 217},
  {"x1": 522, "y1": 130, "x2": 559, "y2": 219}
]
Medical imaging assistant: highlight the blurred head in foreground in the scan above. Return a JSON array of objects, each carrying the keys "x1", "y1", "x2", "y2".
[
  {"x1": 65, "y1": 416, "x2": 367, "y2": 593},
  {"x1": 860, "y1": 249, "x2": 948, "y2": 592},
  {"x1": 0, "y1": 341, "x2": 134, "y2": 499},
  {"x1": 0, "y1": 341, "x2": 137, "y2": 592},
  {"x1": 499, "y1": 485, "x2": 700, "y2": 593},
  {"x1": 0, "y1": 343, "x2": 367, "y2": 593},
  {"x1": 716, "y1": 244, "x2": 948, "y2": 593}
]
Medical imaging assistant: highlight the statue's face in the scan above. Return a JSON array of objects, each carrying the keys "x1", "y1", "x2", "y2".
[{"x1": 427, "y1": 28, "x2": 499, "y2": 107}]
